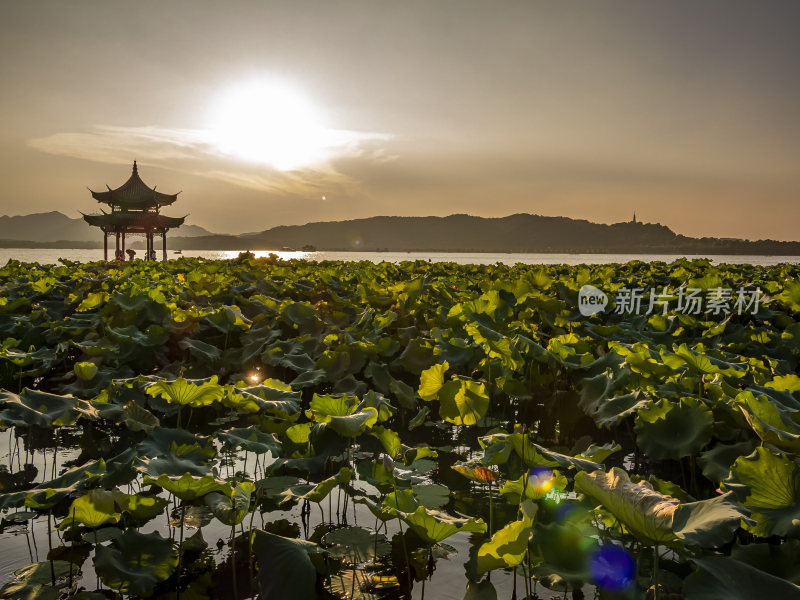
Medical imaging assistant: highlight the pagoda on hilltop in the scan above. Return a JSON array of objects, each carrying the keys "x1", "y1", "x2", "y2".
[{"x1": 83, "y1": 161, "x2": 186, "y2": 261}]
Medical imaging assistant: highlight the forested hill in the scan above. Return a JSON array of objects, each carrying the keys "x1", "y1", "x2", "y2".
[{"x1": 171, "y1": 213, "x2": 800, "y2": 255}]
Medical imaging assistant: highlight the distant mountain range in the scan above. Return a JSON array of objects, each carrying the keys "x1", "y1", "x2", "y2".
[
  {"x1": 0, "y1": 212, "x2": 211, "y2": 247},
  {"x1": 2, "y1": 211, "x2": 799, "y2": 255}
]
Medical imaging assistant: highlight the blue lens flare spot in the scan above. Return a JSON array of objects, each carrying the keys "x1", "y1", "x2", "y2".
[
  {"x1": 589, "y1": 545, "x2": 636, "y2": 592},
  {"x1": 527, "y1": 466, "x2": 555, "y2": 494}
]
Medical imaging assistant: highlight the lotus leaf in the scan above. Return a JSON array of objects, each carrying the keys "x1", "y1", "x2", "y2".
[
  {"x1": 93, "y1": 529, "x2": 178, "y2": 596},
  {"x1": 575, "y1": 467, "x2": 679, "y2": 545}
]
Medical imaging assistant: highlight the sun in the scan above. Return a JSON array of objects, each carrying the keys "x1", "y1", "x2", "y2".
[{"x1": 208, "y1": 80, "x2": 328, "y2": 171}]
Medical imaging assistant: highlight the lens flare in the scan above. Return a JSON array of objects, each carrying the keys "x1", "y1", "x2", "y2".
[
  {"x1": 589, "y1": 545, "x2": 636, "y2": 592},
  {"x1": 527, "y1": 466, "x2": 555, "y2": 495}
]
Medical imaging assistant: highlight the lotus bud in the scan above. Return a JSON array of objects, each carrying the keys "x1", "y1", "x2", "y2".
[{"x1": 382, "y1": 453, "x2": 395, "y2": 474}]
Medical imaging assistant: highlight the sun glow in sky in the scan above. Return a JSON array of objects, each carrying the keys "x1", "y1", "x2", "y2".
[
  {"x1": 3, "y1": 1, "x2": 800, "y2": 237},
  {"x1": 207, "y1": 81, "x2": 329, "y2": 171}
]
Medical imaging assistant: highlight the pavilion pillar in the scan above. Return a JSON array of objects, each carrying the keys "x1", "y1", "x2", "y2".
[
  {"x1": 162, "y1": 232, "x2": 167, "y2": 261},
  {"x1": 121, "y1": 231, "x2": 126, "y2": 258},
  {"x1": 148, "y1": 233, "x2": 153, "y2": 260},
  {"x1": 103, "y1": 231, "x2": 108, "y2": 261},
  {"x1": 115, "y1": 231, "x2": 120, "y2": 260}
]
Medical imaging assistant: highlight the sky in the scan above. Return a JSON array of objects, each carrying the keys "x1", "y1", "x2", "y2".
[{"x1": 1, "y1": 0, "x2": 799, "y2": 239}]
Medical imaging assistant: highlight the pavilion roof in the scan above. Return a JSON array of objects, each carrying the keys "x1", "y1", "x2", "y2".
[
  {"x1": 88, "y1": 161, "x2": 179, "y2": 210},
  {"x1": 82, "y1": 211, "x2": 186, "y2": 232}
]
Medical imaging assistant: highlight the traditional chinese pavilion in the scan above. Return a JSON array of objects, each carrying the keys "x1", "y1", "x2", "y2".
[{"x1": 83, "y1": 161, "x2": 185, "y2": 261}]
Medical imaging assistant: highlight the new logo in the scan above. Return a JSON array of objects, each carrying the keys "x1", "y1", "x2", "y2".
[{"x1": 578, "y1": 284, "x2": 608, "y2": 316}]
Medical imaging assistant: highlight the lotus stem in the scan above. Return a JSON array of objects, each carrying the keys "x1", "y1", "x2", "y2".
[
  {"x1": 653, "y1": 543, "x2": 659, "y2": 600},
  {"x1": 231, "y1": 522, "x2": 238, "y2": 599},
  {"x1": 177, "y1": 504, "x2": 185, "y2": 600},
  {"x1": 47, "y1": 510, "x2": 55, "y2": 587}
]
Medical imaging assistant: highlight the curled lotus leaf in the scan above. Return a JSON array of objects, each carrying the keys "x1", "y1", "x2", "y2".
[
  {"x1": 143, "y1": 473, "x2": 232, "y2": 502},
  {"x1": 722, "y1": 447, "x2": 800, "y2": 538},
  {"x1": 402, "y1": 505, "x2": 487, "y2": 545},
  {"x1": 252, "y1": 530, "x2": 326, "y2": 600},
  {"x1": 218, "y1": 426, "x2": 282, "y2": 455},
  {"x1": 0, "y1": 389, "x2": 98, "y2": 428},
  {"x1": 205, "y1": 481, "x2": 255, "y2": 526},
  {"x1": 574, "y1": 467, "x2": 679, "y2": 546},
  {"x1": 684, "y1": 556, "x2": 800, "y2": 600},
  {"x1": 633, "y1": 398, "x2": 714, "y2": 461},
  {"x1": 93, "y1": 529, "x2": 178, "y2": 597}
]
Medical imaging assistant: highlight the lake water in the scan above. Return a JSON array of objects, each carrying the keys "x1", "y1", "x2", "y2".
[{"x1": 1, "y1": 248, "x2": 799, "y2": 266}]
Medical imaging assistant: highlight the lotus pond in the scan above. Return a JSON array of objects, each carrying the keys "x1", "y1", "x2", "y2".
[{"x1": 2, "y1": 255, "x2": 800, "y2": 599}]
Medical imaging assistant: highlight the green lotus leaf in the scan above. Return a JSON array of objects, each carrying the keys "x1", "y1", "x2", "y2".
[
  {"x1": 390, "y1": 378, "x2": 417, "y2": 410},
  {"x1": 74, "y1": 361, "x2": 98, "y2": 381},
  {"x1": 731, "y1": 539, "x2": 800, "y2": 585},
  {"x1": 408, "y1": 406, "x2": 430, "y2": 430},
  {"x1": 0, "y1": 561, "x2": 78, "y2": 600},
  {"x1": 226, "y1": 382, "x2": 302, "y2": 418},
  {"x1": 118, "y1": 400, "x2": 159, "y2": 433},
  {"x1": 684, "y1": 556, "x2": 800, "y2": 599},
  {"x1": 143, "y1": 473, "x2": 232, "y2": 501},
  {"x1": 402, "y1": 505, "x2": 487, "y2": 545},
  {"x1": 667, "y1": 344, "x2": 748, "y2": 379},
  {"x1": 464, "y1": 579, "x2": 498, "y2": 600},
  {"x1": 722, "y1": 447, "x2": 800, "y2": 537},
  {"x1": 403, "y1": 446, "x2": 438, "y2": 464},
  {"x1": 177, "y1": 337, "x2": 221, "y2": 365},
  {"x1": 476, "y1": 517, "x2": 534, "y2": 574},
  {"x1": 327, "y1": 407, "x2": 379, "y2": 437},
  {"x1": 499, "y1": 471, "x2": 568, "y2": 504},
  {"x1": 736, "y1": 391, "x2": 800, "y2": 452},
  {"x1": 138, "y1": 452, "x2": 214, "y2": 478},
  {"x1": 672, "y1": 492, "x2": 749, "y2": 548},
  {"x1": 322, "y1": 526, "x2": 391, "y2": 562},
  {"x1": 145, "y1": 376, "x2": 224, "y2": 408},
  {"x1": 282, "y1": 467, "x2": 352, "y2": 505},
  {"x1": 93, "y1": 529, "x2": 178, "y2": 597},
  {"x1": 482, "y1": 433, "x2": 601, "y2": 472},
  {"x1": 697, "y1": 440, "x2": 758, "y2": 483},
  {"x1": 82, "y1": 527, "x2": 124, "y2": 544},
  {"x1": 115, "y1": 493, "x2": 169, "y2": 522},
  {"x1": 418, "y1": 361, "x2": 449, "y2": 401},
  {"x1": 58, "y1": 489, "x2": 122, "y2": 530},
  {"x1": 765, "y1": 374, "x2": 800, "y2": 394},
  {"x1": 138, "y1": 427, "x2": 216, "y2": 462},
  {"x1": 369, "y1": 425, "x2": 402, "y2": 457},
  {"x1": 218, "y1": 426, "x2": 282, "y2": 455},
  {"x1": 358, "y1": 389, "x2": 395, "y2": 422},
  {"x1": 0, "y1": 389, "x2": 98, "y2": 428},
  {"x1": 307, "y1": 393, "x2": 358, "y2": 422},
  {"x1": 355, "y1": 458, "x2": 395, "y2": 492},
  {"x1": 574, "y1": 467, "x2": 679, "y2": 545},
  {"x1": 255, "y1": 475, "x2": 301, "y2": 509},
  {"x1": 438, "y1": 377, "x2": 489, "y2": 426},
  {"x1": 252, "y1": 530, "x2": 325, "y2": 600},
  {"x1": 634, "y1": 398, "x2": 714, "y2": 460},
  {"x1": 205, "y1": 481, "x2": 255, "y2": 525},
  {"x1": 413, "y1": 483, "x2": 451, "y2": 509},
  {"x1": 574, "y1": 442, "x2": 622, "y2": 464}
]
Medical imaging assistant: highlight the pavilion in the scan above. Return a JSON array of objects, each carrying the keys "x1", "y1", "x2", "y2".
[{"x1": 83, "y1": 161, "x2": 186, "y2": 261}]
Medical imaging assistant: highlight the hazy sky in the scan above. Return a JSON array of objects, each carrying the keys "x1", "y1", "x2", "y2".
[{"x1": 1, "y1": 1, "x2": 799, "y2": 239}]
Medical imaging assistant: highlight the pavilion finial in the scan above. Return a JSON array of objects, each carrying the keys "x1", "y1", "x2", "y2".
[{"x1": 133, "y1": 160, "x2": 138, "y2": 174}]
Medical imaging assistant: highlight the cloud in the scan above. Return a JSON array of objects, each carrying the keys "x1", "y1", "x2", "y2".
[{"x1": 28, "y1": 123, "x2": 391, "y2": 195}]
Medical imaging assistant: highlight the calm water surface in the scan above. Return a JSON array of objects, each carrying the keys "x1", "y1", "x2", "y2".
[{"x1": 1, "y1": 248, "x2": 798, "y2": 266}]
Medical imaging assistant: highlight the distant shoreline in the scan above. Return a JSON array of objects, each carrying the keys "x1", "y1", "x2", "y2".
[{"x1": 2, "y1": 242, "x2": 800, "y2": 258}]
